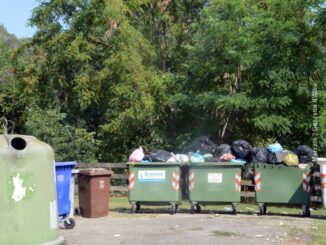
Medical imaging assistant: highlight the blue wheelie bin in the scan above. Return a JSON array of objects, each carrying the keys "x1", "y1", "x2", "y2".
[{"x1": 55, "y1": 161, "x2": 77, "y2": 229}]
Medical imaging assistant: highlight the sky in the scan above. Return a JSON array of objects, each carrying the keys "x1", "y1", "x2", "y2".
[{"x1": 0, "y1": 0, "x2": 39, "y2": 38}]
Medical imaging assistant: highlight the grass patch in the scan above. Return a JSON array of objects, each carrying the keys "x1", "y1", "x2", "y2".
[
  {"x1": 108, "y1": 197, "x2": 326, "y2": 216},
  {"x1": 309, "y1": 221, "x2": 326, "y2": 245},
  {"x1": 211, "y1": 230, "x2": 239, "y2": 237},
  {"x1": 189, "y1": 227, "x2": 204, "y2": 231},
  {"x1": 74, "y1": 196, "x2": 326, "y2": 218},
  {"x1": 109, "y1": 196, "x2": 130, "y2": 210},
  {"x1": 238, "y1": 203, "x2": 326, "y2": 217}
]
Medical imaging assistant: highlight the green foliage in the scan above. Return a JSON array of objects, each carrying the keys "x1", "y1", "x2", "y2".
[{"x1": 24, "y1": 107, "x2": 99, "y2": 162}]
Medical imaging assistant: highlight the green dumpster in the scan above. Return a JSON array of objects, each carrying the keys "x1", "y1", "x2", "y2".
[
  {"x1": 187, "y1": 163, "x2": 243, "y2": 214},
  {"x1": 254, "y1": 163, "x2": 312, "y2": 216},
  {"x1": 127, "y1": 162, "x2": 182, "y2": 214},
  {"x1": 0, "y1": 134, "x2": 64, "y2": 245}
]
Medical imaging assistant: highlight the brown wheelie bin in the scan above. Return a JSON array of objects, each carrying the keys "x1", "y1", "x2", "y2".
[{"x1": 78, "y1": 168, "x2": 113, "y2": 218}]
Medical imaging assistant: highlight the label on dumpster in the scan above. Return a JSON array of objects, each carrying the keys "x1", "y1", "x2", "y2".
[
  {"x1": 208, "y1": 173, "x2": 222, "y2": 183},
  {"x1": 50, "y1": 200, "x2": 58, "y2": 229},
  {"x1": 138, "y1": 170, "x2": 166, "y2": 182}
]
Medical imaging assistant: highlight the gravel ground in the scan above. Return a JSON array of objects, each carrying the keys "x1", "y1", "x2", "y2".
[{"x1": 60, "y1": 212, "x2": 313, "y2": 245}]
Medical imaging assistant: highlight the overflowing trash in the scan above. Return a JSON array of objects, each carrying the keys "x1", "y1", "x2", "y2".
[
  {"x1": 296, "y1": 145, "x2": 315, "y2": 163},
  {"x1": 283, "y1": 153, "x2": 299, "y2": 167},
  {"x1": 231, "y1": 140, "x2": 252, "y2": 161},
  {"x1": 128, "y1": 136, "x2": 317, "y2": 167},
  {"x1": 146, "y1": 150, "x2": 172, "y2": 162},
  {"x1": 182, "y1": 136, "x2": 218, "y2": 155},
  {"x1": 129, "y1": 146, "x2": 144, "y2": 162},
  {"x1": 167, "y1": 153, "x2": 189, "y2": 163},
  {"x1": 190, "y1": 152, "x2": 205, "y2": 163},
  {"x1": 252, "y1": 147, "x2": 268, "y2": 164},
  {"x1": 267, "y1": 143, "x2": 283, "y2": 153}
]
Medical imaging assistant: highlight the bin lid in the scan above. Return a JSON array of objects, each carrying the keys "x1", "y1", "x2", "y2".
[
  {"x1": 127, "y1": 162, "x2": 181, "y2": 167},
  {"x1": 318, "y1": 158, "x2": 326, "y2": 164},
  {"x1": 78, "y1": 168, "x2": 113, "y2": 176},
  {"x1": 55, "y1": 161, "x2": 77, "y2": 167},
  {"x1": 188, "y1": 162, "x2": 244, "y2": 167}
]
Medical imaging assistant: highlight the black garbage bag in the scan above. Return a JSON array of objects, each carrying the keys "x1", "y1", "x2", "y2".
[
  {"x1": 252, "y1": 147, "x2": 268, "y2": 163},
  {"x1": 148, "y1": 150, "x2": 172, "y2": 162},
  {"x1": 231, "y1": 140, "x2": 252, "y2": 160},
  {"x1": 267, "y1": 152, "x2": 278, "y2": 164},
  {"x1": 298, "y1": 155, "x2": 313, "y2": 164},
  {"x1": 296, "y1": 145, "x2": 317, "y2": 163},
  {"x1": 143, "y1": 154, "x2": 152, "y2": 161},
  {"x1": 215, "y1": 144, "x2": 231, "y2": 158},
  {"x1": 183, "y1": 136, "x2": 218, "y2": 155}
]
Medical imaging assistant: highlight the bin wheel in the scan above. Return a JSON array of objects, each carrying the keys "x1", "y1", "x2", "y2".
[
  {"x1": 259, "y1": 204, "x2": 267, "y2": 215},
  {"x1": 190, "y1": 204, "x2": 200, "y2": 214},
  {"x1": 232, "y1": 204, "x2": 238, "y2": 215},
  {"x1": 131, "y1": 204, "x2": 139, "y2": 214},
  {"x1": 303, "y1": 205, "x2": 310, "y2": 217},
  {"x1": 64, "y1": 218, "x2": 76, "y2": 229},
  {"x1": 194, "y1": 204, "x2": 201, "y2": 213},
  {"x1": 74, "y1": 208, "x2": 81, "y2": 216},
  {"x1": 190, "y1": 204, "x2": 195, "y2": 214},
  {"x1": 170, "y1": 204, "x2": 177, "y2": 215},
  {"x1": 175, "y1": 204, "x2": 180, "y2": 212}
]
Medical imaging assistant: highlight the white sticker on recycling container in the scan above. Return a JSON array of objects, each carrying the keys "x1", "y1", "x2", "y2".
[
  {"x1": 208, "y1": 173, "x2": 222, "y2": 183},
  {"x1": 138, "y1": 170, "x2": 166, "y2": 182},
  {"x1": 50, "y1": 200, "x2": 58, "y2": 229}
]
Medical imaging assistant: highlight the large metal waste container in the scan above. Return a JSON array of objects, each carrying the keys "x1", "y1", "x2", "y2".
[
  {"x1": 128, "y1": 162, "x2": 182, "y2": 215},
  {"x1": 254, "y1": 163, "x2": 312, "y2": 216},
  {"x1": 187, "y1": 163, "x2": 243, "y2": 214},
  {"x1": 78, "y1": 168, "x2": 112, "y2": 218},
  {"x1": 0, "y1": 134, "x2": 64, "y2": 245},
  {"x1": 55, "y1": 161, "x2": 77, "y2": 229}
]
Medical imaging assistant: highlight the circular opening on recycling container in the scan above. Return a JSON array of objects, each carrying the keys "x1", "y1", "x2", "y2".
[{"x1": 11, "y1": 137, "x2": 27, "y2": 150}]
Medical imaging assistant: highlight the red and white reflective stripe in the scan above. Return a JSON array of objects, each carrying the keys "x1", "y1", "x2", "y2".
[
  {"x1": 321, "y1": 174, "x2": 326, "y2": 190},
  {"x1": 255, "y1": 172, "x2": 261, "y2": 192},
  {"x1": 234, "y1": 173, "x2": 241, "y2": 192},
  {"x1": 188, "y1": 171, "x2": 195, "y2": 191},
  {"x1": 128, "y1": 172, "x2": 135, "y2": 190},
  {"x1": 303, "y1": 172, "x2": 311, "y2": 192},
  {"x1": 172, "y1": 171, "x2": 180, "y2": 191}
]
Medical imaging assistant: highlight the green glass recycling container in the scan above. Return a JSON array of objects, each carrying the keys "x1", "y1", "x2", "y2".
[{"x1": 0, "y1": 134, "x2": 64, "y2": 244}]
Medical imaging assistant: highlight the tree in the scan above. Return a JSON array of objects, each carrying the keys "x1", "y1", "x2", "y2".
[
  {"x1": 16, "y1": 0, "x2": 170, "y2": 161},
  {"x1": 24, "y1": 106, "x2": 99, "y2": 162},
  {"x1": 171, "y1": 0, "x2": 326, "y2": 152}
]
